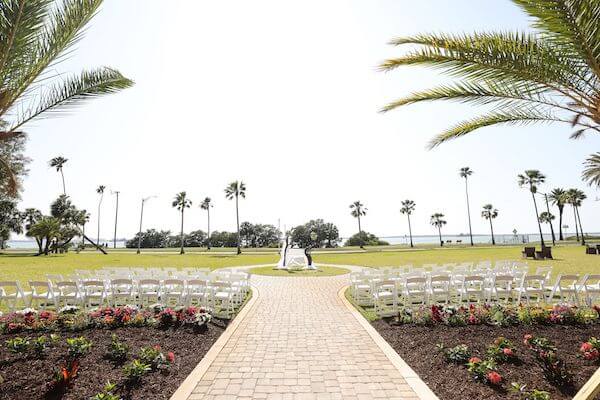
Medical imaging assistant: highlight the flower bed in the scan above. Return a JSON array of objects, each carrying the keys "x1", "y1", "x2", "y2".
[
  {"x1": 0, "y1": 306, "x2": 226, "y2": 400},
  {"x1": 373, "y1": 322, "x2": 600, "y2": 400}
]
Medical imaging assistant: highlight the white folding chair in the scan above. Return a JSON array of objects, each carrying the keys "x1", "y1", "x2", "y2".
[
  {"x1": 210, "y1": 281, "x2": 235, "y2": 318},
  {"x1": 0, "y1": 281, "x2": 30, "y2": 311},
  {"x1": 137, "y1": 279, "x2": 161, "y2": 307},
  {"x1": 548, "y1": 274, "x2": 579, "y2": 304},
  {"x1": 580, "y1": 274, "x2": 600, "y2": 306},
  {"x1": 428, "y1": 274, "x2": 451, "y2": 304},
  {"x1": 82, "y1": 280, "x2": 107, "y2": 309},
  {"x1": 110, "y1": 279, "x2": 134, "y2": 307},
  {"x1": 486, "y1": 274, "x2": 514, "y2": 304},
  {"x1": 186, "y1": 279, "x2": 209, "y2": 307},
  {"x1": 403, "y1": 276, "x2": 427, "y2": 306},
  {"x1": 458, "y1": 275, "x2": 485, "y2": 304},
  {"x1": 515, "y1": 274, "x2": 546, "y2": 304},
  {"x1": 162, "y1": 279, "x2": 185, "y2": 307},
  {"x1": 28, "y1": 281, "x2": 56, "y2": 309},
  {"x1": 373, "y1": 279, "x2": 398, "y2": 317},
  {"x1": 55, "y1": 281, "x2": 82, "y2": 307}
]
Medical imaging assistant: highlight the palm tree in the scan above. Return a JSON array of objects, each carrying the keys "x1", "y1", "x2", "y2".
[
  {"x1": 349, "y1": 201, "x2": 367, "y2": 249},
  {"x1": 96, "y1": 185, "x2": 105, "y2": 245},
  {"x1": 400, "y1": 200, "x2": 416, "y2": 248},
  {"x1": 0, "y1": 0, "x2": 133, "y2": 198},
  {"x1": 538, "y1": 212, "x2": 556, "y2": 243},
  {"x1": 582, "y1": 153, "x2": 600, "y2": 187},
  {"x1": 481, "y1": 204, "x2": 498, "y2": 245},
  {"x1": 48, "y1": 156, "x2": 68, "y2": 195},
  {"x1": 459, "y1": 167, "x2": 474, "y2": 246},
  {"x1": 430, "y1": 213, "x2": 446, "y2": 247},
  {"x1": 200, "y1": 197, "x2": 213, "y2": 250},
  {"x1": 518, "y1": 170, "x2": 546, "y2": 247},
  {"x1": 380, "y1": 1, "x2": 600, "y2": 181},
  {"x1": 224, "y1": 181, "x2": 246, "y2": 255},
  {"x1": 172, "y1": 192, "x2": 192, "y2": 254},
  {"x1": 549, "y1": 188, "x2": 567, "y2": 240},
  {"x1": 565, "y1": 188, "x2": 581, "y2": 243},
  {"x1": 80, "y1": 210, "x2": 90, "y2": 246},
  {"x1": 567, "y1": 188, "x2": 587, "y2": 245}
]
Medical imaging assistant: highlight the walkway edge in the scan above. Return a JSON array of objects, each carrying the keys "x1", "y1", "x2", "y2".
[
  {"x1": 169, "y1": 285, "x2": 260, "y2": 400},
  {"x1": 337, "y1": 285, "x2": 440, "y2": 400}
]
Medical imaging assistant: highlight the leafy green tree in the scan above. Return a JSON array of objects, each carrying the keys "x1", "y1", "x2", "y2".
[
  {"x1": 96, "y1": 185, "x2": 105, "y2": 244},
  {"x1": 459, "y1": 167, "x2": 474, "y2": 246},
  {"x1": 582, "y1": 153, "x2": 600, "y2": 188},
  {"x1": 172, "y1": 191, "x2": 192, "y2": 254},
  {"x1": 481, "y1": 204, "x2": 498, "y2": 245},
  {"x1": 518, "y1": 170, "x2": 546, "y2": 247},
  {"x1": 344, "y1": 231, "x2": 388, "y2": 247},
  {"x1": 380, "y1": 0, "x2": 600, "y2": 182},
  {"x1": 239, "y1": 222, "x2": 281, "y2": 248},
  {"x1": 23, "y1": 207, "x2": 43, "y2": 250},
  {"x1": 200, "y1": 197, "x2": 213, "y2": 250},
  {"x1": 125, "y1": 229, "x2": 171, "y2": 249},
  {"x1": 224, "y1": 181, "x2": 246, "y2": 255},
  {"x1": 399, "y1": 200, "x2": 416, "y2": 248},
  {"x1": 28, "y1": 217, "x2": 62, "y2": 255},
  {"x1": 538, "y1": 211, "x2": 556, "y2": 242},
  {"x1": 208, "y1": 231, "x2": 238, "y2": 248},
  {"x1": 0, "y1": 0, "x2": 133, "y2": 198},
  {"x1": 0, "y1": 133, "x2": 28, "y2": 198},
  {"x1": 49, "y1": 156, "x2": 68, "y2": 195},
  {"x1": 0, "y1": 198, "x2": 23, "y2": 249},
  {"x1": 349, "y1": 201, "x2": 367, "y2": 249},
  {"x1": 289, "y1": 219, "x2": 340, "y2": 248},
  {"x1": 549, "y1": 188, "x2": 567, "y2": 240},
  {"x1": 430, "y1": 213, "x2": 447, "y2": 247}
]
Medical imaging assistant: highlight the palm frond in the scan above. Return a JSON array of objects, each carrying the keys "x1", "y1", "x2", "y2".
[
  {"x1": 428, "y1": 109, "x2": 565, "y2": 148},
  {"x1": 10, "y1": 68, "x2": 133, "y2": 131},
  {"x1": 582, "y1": 152, "x2": 600, "y2": 187}
]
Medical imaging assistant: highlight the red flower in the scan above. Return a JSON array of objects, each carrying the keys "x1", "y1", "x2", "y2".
[
  {"x1": 502, "y1": 348, "x2": 513, "y2": 357},
  {"x1": 154, "y1": 345, "x2": 161, "y2": 351},
  {"x1": 523, "y1": 334, "x2": 533, "y2": 346},
  {"x1": 468, "y1": 357, "x2": 481, "y2": 364},
  {"x1": 487, "y1": 371, "x2": 502, "y2": 385},
  {"x1": 167, "y1": 351, "x2": 175, "y2": 363},
  {"x1": 581, "y1": 342, "x2": 594, "y2": 353},
  {"x1": 584, "y1": 349, "x2": 599, "y2": 360}
]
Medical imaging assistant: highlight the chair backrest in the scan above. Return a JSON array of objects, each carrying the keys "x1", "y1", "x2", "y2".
[
  {"x1": 557, "y1": 274, "x2": 578, "y2": 289},
  {"x1": 522, "y1": 274, "x2": 545, "y2": 289},
  {"x1": 111, "y1": 279, "x2": 133, "y2": 293},
  {"x1": 535, "y1": 266, "x2": 553, "y2": 280},
  {"x1": 29, "y1": 281, "x2": 52, "y2": 295},
  {"x1": 56, "y1": 281, "x2": 79, "y2": 295},
  {"x1": 0, "y1": 281, "x2": 22, "y2": 296},
  {"x1": 463, "y1": 275, "x2": 484, "y2": 290},
  {"x1": 83, "y1": 280, "x2": 105, "y2": 293}
]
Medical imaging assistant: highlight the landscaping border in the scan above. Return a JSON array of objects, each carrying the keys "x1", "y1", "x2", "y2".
[
  {"x1": 168, "y1": 285, "x2": 259, "y2": 400},
  {"x1": 337, "y1": 285, "x2": 440, "y2": 400}
]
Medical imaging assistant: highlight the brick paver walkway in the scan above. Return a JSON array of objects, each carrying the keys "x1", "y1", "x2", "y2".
[{"x1": 187, "y1": 274, "x2": 422, "y2": 400}]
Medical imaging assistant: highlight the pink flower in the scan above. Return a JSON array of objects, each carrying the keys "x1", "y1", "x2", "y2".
[
  {"x1": 167, "y1": 351, "x2": 175, "y2": 363},
  {"x1": 584, "y1": 349, "x2": 599, "y2": 360},
  {"x1": 523, "y1": 334, "x2": 533, "y2": 346},
  {"x1": 487, "y1": 371, "x2": 502, "y2": 385},
  {"x1": 468, "y1": 357, "x2": 481, "y2": 364},
  {"x1": 154, "y1": 345, "x2": 161, "y2": 351},
  {"x1": 581, "y1": 342, "x2": 593, "y2": 353},
  {"x1": 502, "y1": 348, "x2": 513, "y2": 357}
]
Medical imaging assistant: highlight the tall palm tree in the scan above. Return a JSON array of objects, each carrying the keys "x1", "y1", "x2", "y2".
[
  {"x1": 172, "y1": 192, "x2": 192, "y2": 255},
  {"x1": 380, "y1": 1, "x2": 600, "y2": 180},
  {"x1": 567, "y1": 188, "x2": 587, "y2": 245},
  {"x1": 565, "y1": 188, "x2": 581, "y2": 243},
  {"x1": 400, "y1": 199, "x2": 416, "y2": 248},
  {"x1": 459, "y1": 167, "x2": 474, "y2": 246},
  {"x1": 225, "y1": 181, "x2": 246, "y2": 255},
  {"x1": 200, "y1": 197, "x2": 213, "y2": 250},
  {"x1": 80, "y1": 210, "x2": 90, "y2": 246},
  {"x1": 582, "y1": 153, "x2": 600, "y2": 187},
  {"x1": 549, "y1": 188, "x2": 567, "y2": 240},
  {"x1": 430, "y1": 213, "x2": 447, "y2": 247},
  {"x1": 48, "y1": 156, "x2": 68, "y2": 195},
  {"x1": 95, "y1": 185, "x2": 105, "y2": 245},
  {"x1": 481, "y1": 204, "x2": 498, "y2": 245},
  {"x1": 518, "y1": 170, "x2": 546, "y2": 247},
  {"x1": 349, "y1": 201, "x2": 367, "y2": 249},
  {"x1": 0, "y1": 0, "x2": 133, "y2": 198}
]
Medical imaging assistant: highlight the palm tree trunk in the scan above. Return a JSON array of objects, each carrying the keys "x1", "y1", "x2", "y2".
[
  {"x1": 558, "y1": 207, "x2": 564, "y2": 241},
  {"x1": 235, "y1": 195, "x2": 241, "y2": 255},
  {"x1": 180, "y1": 208, "x2": 185, "y2": 254},
  {"x1": 531, "y1": 192, "x2": 545, "y2": 247},
  {"x1": 97, "y1": 202, "x2": 101, "y2": 246},
  {"x1": 544, "y1": 194, "x2": 556, "y2": 245},
  {"x1": 357, "y1": 215, "x2": 363, "y2": 249},
  {"x1": 60, "y1": 169, "x2": 66, "y2": 195},
  {"x1": 113, "y1": 192, "x2": 119, "y2": 249},
  {"x1": 489, "y1": 218, "x2": 496, "y2": 245},
  {"x1": 438, "y1": 226, "x2": 443, "y2": 247},
  {"x1": 464, "y1": 178, "x2": 473, "y2": 246},
  {"x1": 407, "y1": 214, "x2": 414, "y2": 248},
  {"x1": 576, "y1": 206, "x2": 586, "y2": 246},
  {"x1": 207, "y1": 208, "x2": 211, "y2": 250},
  {"x1": 573, "y1": 206, "x2": 580, "y2": 242}
]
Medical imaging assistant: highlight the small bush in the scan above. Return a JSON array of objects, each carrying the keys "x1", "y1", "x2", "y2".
[
  {"x1": 106, "y1": 334, "x2": 129, "y2": 362},
  {"x1": 5, "y1": 337, "x2": 29, "y2": 354},
  {"x1": 91, "y1": 381, "x2": 121, "y2": 400},
  {"x1": 123, "y1": 359, "x2": 151, "y2": 382},
  {"x1": 66, "y1": 337, "x2": 92, "y2": 359},
  {"x1": 486, "y1": 337, "x2": 517, "y2": 363},
  {"x1": 579, "y1": 337, "x2": 600, "y2": 361},
  {"x1": 438, "y1": 343, "x2": 471, "y2": 364},
  {"x1": 510, "y1": 382, "x2": 551, "y2": 400},
  {"x1": 466, "y1": 357, "x2": 502, "y2": 386}
]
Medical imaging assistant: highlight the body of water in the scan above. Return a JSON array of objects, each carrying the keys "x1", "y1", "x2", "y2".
[{"x1": 5, "y1": 239, "x2": 128, "y2": 250}]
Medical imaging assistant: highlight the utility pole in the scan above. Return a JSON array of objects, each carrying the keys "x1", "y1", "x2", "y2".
[
  {"x1": 137, "y1": 196, "x2": 156, "y2": 254},
  {"x1": 112, "y1": 190, "x2": 120, "y2": 249}
]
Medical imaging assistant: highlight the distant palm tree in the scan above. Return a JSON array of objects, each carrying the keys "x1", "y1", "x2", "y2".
[
  {"x1": 379, "y1": 1, "x2": 600, "y2": 187},
  {"x1": 566, "y1": 188, "x2": 587, "y2": 245},
  {"x1": 200, "y1": 197, "x2": 213, "y2": 250},
  {"x1": 459, "y1": 167, "x2": 474, "y2": 246},
  {"x1": 225, "y1": 181, "x2": 246, "y2": 255},
  {"x1": 350, "y1": 201, "x2": 367, "y2": 249},
  {"x1": 430, "y1": 213, "x2": 446, "y2": 247},
  {"x1": 549, "y1": 188, "x2": 567, "y2": 241},
  {"x1": 582, "y1": 153, "x2": 600, "y2": 188},
  {"x1": 172, "y1": 192, "x2": 192, "y2": 254},
  {"x1": 538, "y1": 212, "x2": 556, "y2": 243},
  {"x1": 96, "y1": 185, "x2": 106, "y2": 245},
  {"x1": 400, "y1": 200, "x2": 416, "y2": 248},
  {"x1": 517, "y1": 170, "x2": 546, "y2": 247},
  {"x1": 48, "y1": 157, "x2": 68, "y2": 195},
  {"x1": 0, "y1": 0, "x2": 133, "y2": 198},
  {"x1": 481, "y1": 204, "x2": 498, "y2": 245}
]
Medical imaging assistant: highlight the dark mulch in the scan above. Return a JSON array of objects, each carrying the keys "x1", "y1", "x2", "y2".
[
  {"x1": 0, "y1": 321, "x2": 228, "y2": 400},
  {"x1": 372, "y1": 321, "x2": 600, "y2": 400}
]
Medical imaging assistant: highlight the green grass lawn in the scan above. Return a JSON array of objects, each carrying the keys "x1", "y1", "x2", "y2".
[{"x1": 248, "y1": 265, "x2": 349, "y2": 277}]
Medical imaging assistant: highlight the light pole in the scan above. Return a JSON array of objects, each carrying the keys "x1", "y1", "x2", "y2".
[
  {"x1": 111, "y1": 190, "x2": 120, "y2": 249},
  {"x1": 137, "y1": 195, "x2": 156, "y2": 254}
]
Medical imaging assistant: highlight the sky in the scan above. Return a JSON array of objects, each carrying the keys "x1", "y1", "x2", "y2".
[{"x1": 16, "y1": 0, "x2": 600, "y2": 241}]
